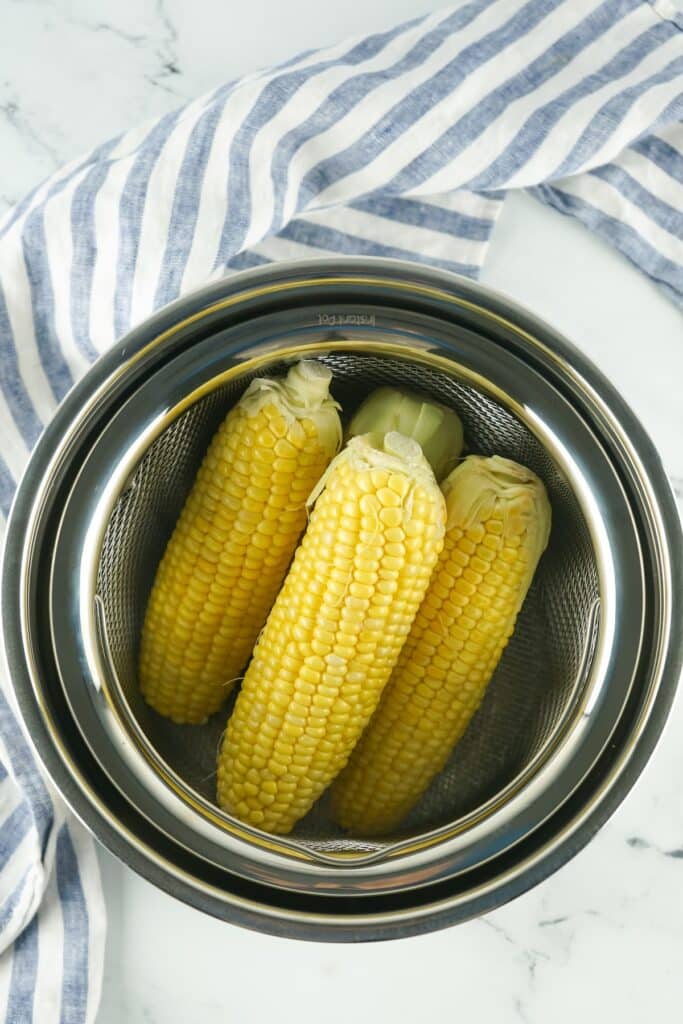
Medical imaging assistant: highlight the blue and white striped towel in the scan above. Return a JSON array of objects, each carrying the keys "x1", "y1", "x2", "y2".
[{"x1": 0, "y1": 0, "x2": 681, "y2": 1019}]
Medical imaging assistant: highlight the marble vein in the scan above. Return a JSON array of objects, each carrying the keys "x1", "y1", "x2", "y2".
[
  {"x1": 0, "y1": 94, "x2": 62, "y2": 168},
  {"x1": 145, "y1": 0, "x2": 184, "y2": 96},
  {"x1": 481, "y1": 917, "x2": 551, "y2": 978},
  {"x1": 88, "y1": 22, "x2": 147, "y2": 48},
  {"x1": 627, "y1": 834, "x2": 683, "y2": 859}
]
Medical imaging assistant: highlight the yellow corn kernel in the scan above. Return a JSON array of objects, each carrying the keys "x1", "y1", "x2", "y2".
[
  {"x1": 139, "y1": 361, "x2": 341, "y2": 724},
  {"x1": 332, "y1": 455, "x2": 551, "y2": 835},
  {"x1": 216, "y1": 431, "x2": 446, "y2": 834}
]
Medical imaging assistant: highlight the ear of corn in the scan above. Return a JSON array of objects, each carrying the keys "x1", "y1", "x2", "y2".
[
  {"x1": 347, "y1": 386, "x2": 464, "y2": 480},
  {"x1": 139, "y1": 360, "x2": 341, "y2": 725},
  {"x1": 216, "y1": 431, "x2": 446, "y2": 834},
  {"x1": 331, "y1": 455, "x2": 551, "y2": 836}
]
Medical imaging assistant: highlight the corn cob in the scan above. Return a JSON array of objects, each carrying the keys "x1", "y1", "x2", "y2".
[
  {"x1": 216, "y1": 431, "x2": 446, "y2": 834},
  {"x1": 347, "y1": 386, "x2": 464, "y2": 480},
  {"x1": 332, "y1": 455, "x2": 551, "y2": 835},
  {"x1": 139, "y1": 361, "x2": 341, "y2": 725}
]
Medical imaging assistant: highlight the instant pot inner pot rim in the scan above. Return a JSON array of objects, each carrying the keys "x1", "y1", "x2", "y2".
[{"x1": 93, "y1": 342, "x2": 601, "y2": 856}]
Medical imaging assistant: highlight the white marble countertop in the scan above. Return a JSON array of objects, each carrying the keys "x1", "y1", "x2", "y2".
[{"x1": 2, "y1": 1, "x2": 682, "y2": 1021}]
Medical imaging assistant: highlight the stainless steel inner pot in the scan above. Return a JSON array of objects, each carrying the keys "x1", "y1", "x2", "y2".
[
  {"x1": 94, "y1": 350, "x2": 598, "y2": 848},
  {"x1": 4, "y1": 259, "x2": 680, "y2": 939}
]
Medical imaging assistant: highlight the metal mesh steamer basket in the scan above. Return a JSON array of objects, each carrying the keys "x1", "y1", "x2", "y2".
[{"x1": 3, "y1": 259, "x2": 681, "y2": 939}]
